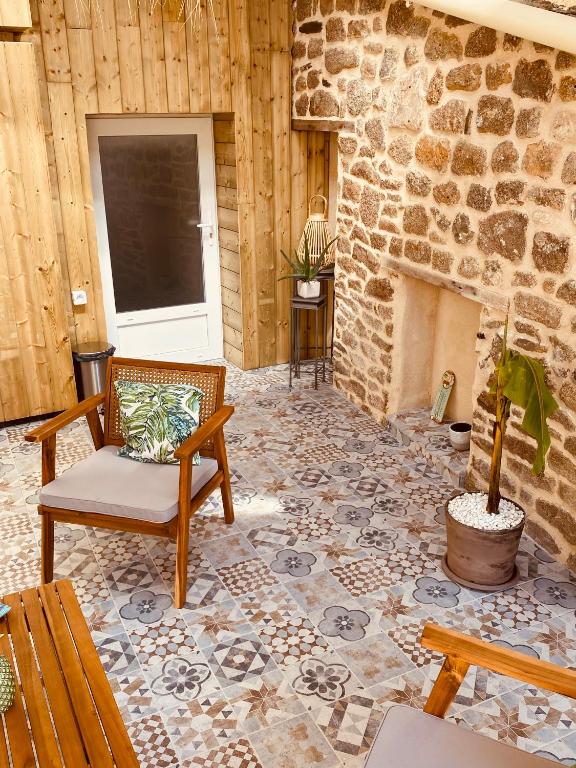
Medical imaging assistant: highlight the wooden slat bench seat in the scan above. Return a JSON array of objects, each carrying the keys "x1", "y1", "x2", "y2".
[{"x1": 0, "y1": 580, "x2": 138, "y2": 767}]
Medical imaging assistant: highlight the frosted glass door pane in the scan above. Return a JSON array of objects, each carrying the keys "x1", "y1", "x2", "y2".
[{"x1": 98, "y1": 134, "x2": 205, "y2": 313}]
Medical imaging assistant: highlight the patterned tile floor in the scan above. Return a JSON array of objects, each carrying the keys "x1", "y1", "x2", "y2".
[{"x1": 1, "y1": 362, "x2": 576, "y2": 766}]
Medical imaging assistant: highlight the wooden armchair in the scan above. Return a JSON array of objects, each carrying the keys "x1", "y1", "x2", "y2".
[
  {"x1": 25, "y1": 357, "x2": 234, "y2": 608},
  {"x1": 365, "y1": 623, "x2": 576, "y2": 767}
]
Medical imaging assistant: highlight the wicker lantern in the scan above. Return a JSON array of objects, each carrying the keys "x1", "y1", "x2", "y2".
[{"x1": 297, "y1": 195, "x2": 335, "y2": 266}]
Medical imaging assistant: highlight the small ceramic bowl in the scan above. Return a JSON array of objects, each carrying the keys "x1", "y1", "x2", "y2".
[{"x1": 448, "y1": 422, "x2": 472, "y2": 452}]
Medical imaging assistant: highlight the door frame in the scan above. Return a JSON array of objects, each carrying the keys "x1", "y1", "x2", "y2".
[{"x1": 87, "y1": 114, "x2": 223, "y2": 362}]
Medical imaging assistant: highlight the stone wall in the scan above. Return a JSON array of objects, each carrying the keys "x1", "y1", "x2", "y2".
[{"x1": 292, "y1": 0, "x2": 576, "y2": 566}]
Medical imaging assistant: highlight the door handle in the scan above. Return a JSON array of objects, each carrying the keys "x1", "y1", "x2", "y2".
[{"x1": 196, "y1": 222, "x2": 214, "y2": 239}]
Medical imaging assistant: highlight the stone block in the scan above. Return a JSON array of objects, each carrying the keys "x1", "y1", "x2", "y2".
[
  {"x1": 427, "y1": 68, "x2": 443, "y2": 104},
  {"x1": 388, "y1": 135, "x2": 412, "y2": 165},
  {"x1": 466, "y1": 183, "x2": 492, "y2": 211},
  {"x1": 551, "y1": 110, "x2": 576, "y2": 143},
  {"x1": 486, "y1": 62, "x2": 512, "y2": 90},
  {"x1": 452, "y1": 212, "x2": 474, "y2": 244},
  {"x1": 559, "y1": 75, "x2": 576, "y2": 101},
  {"x1": 526, "y1": 186, "x2": 565, "y2": 210},
  {"x1": 415, "y1": 134, "x2": 450, "y2": 172},
  {"x1": 379, "y1": 47, "x2": 399, "y2": 80},
  {"x1": 549, "y1": 449, "x2": 576, "y2": 490},
  {"x1": 406, "y1": 171, "x2": 432, "y2": 196},
  {"x1": 512, "y1": 58, "x2": 554, "y2": 102},
  {"x1": 516, "y1": 106, "x2": 542, "y2": 138},
  {"x1": 432, "y1": 181, "x2": 460, "y2": 205},
  {"x1": 478, "y1": 211, "x2": 528, "y2": 261},
  {"x1": 405, "y1": 239, "x2": 432, "y2": 263},
  {"x1": 295, "y1": 93, "x2": 309, "y2": 116},
  {"x1": 446, "y1": 63, "x2": 482, "y2": 91},
  {"x1": 465, "y1": 26, "x2": 497, "y2": 57},
  {"x1": 561, "y1": 152, "x2": 576, "y2": 184},
  {"x1": 491, "y1": 141, "x2": 519, "y2": 173},
  {"x1": 457, "y1": 255, "x2": 481, "y2": 278},
  {"x1": 326, "y1": 17, "x2": 346, "y2": 42},
  {"x1": 386, "y1": 0, "x2": 431, "y2": 38},
  {"x1": 325, "y1": 46, "x2": 360, "y2": 74},
  {"x1": 495, "y1": 180, "x2": 525, "y2": 206},
  {"x1": 403, "y1": 204, "x2": 429, "y2": 235},
  {"x1": 365, "y1": 277, "x2": 393, "y2": 301},
  {"x1": 308, "y1": 38, "x2": 324, "y2": 58},
  {"x1": 451, "y1": 140, "x2": 487, "y2": 176},
  {"x1": 424, "y1": 27, "x2": 463, "y2": 61},
  {"x1": 522, "y1": 140, "x2": 561, "y2": 180},
  {"x1": 387, "y1": 66, "x2": 427, "y2": 131},
  {"x1": 310, "y1": 90, "x2": 339, "y2": 117},
  {"x1": 557, "y1": 279, "x2": 576, "y2": 306},
  {"x1": 532, "y1": 231, "x2": 570, "y2": 273},
  {"x1": 476, "y1": 95, "x2": 514, "y2": 135},
  {"x1": 431, "y1": 249, "x2": 453, "y2": 273},
  {"x1": 429, "y1": 99, "x2": 467, "y2": 133},
  {"x1": 338, "y1": 135, "x2": 358, "y2": 155},
  {"x1": 348, "y1": 19, "x2": 370, "y2": 38},
  {"x1": 514, "y1": 292, "x2": 562, "y2": 328}
]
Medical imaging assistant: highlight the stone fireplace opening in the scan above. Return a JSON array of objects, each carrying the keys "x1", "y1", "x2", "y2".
[
  {"x1": 387, "y1": 275, "x2": 484, "y2": 488},
  {"x1": 391, "y1": 276, "x2": 482, "y2": 423}
]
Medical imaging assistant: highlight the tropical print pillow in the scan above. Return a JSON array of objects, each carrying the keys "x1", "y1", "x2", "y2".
[{"x1": 115, "y1": 380, "x2": 204, "y2": 465}]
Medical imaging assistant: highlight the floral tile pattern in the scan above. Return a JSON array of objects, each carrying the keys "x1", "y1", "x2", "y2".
[{"x1": 1, "y1": 361, "x2": 573, "y2": 765}]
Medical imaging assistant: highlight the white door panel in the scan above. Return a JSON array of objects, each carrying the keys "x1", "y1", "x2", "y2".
[{"x1": 88, "y1": 116, "x2": 223, "y2": 362}]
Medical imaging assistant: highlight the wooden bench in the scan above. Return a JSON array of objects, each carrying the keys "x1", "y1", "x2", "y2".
[{"x1": 0, "y1": 580, "x2": 138, "y2": 767}]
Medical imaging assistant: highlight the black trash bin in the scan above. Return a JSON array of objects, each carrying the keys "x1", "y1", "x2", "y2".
[{"x1": 72, "y1": 342, "x2": 115, "y2": 400}]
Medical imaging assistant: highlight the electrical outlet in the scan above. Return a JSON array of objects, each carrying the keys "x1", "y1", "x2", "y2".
[{"x1": 72, "y1": 290, "x2": 87, "y2": 306}]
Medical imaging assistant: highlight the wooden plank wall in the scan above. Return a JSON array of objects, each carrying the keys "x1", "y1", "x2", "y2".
[
  {"x1": 23, "y1": 0, "x2": 332, "y2": 370},
  {"x1": 0, "y1": 41, "x2": 76, "y2": 421},
  {"x1": 214, "y1": 113, "x2": 242, "y2": 367},
  {"x1": 0, "y1": 0, "x2": 31, "y2": 30}
]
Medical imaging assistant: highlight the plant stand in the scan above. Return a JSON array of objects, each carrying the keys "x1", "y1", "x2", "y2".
[{"x1": 289, "y1": 294, "x2": 327, "y2": 390}]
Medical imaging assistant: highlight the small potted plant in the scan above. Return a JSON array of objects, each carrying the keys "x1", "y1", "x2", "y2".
[
  {"x1": 442, "y1": 319, "x2": 558, "y2": 591},
  {"x1": 279, "y1": 232, "x2": 338, "y2": 299}
]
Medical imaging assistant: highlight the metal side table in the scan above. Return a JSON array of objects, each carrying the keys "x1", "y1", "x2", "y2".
[{"x1": 289, "y1": 294, "x2": 327, "y2": 390}]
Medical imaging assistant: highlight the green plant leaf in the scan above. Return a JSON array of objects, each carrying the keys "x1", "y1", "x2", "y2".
[{"x1": 501, "y1": 353, "x2": 558, "y2": 475}]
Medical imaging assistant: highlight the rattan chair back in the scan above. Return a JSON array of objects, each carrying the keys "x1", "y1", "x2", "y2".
[{"x1": 103, "y1": 357, "x2": 226, "y2": 457}]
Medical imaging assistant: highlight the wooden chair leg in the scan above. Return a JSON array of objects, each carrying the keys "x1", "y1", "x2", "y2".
[
  {"x1": 215, "y1": 431, "x2": 234, "y2": 524},
  {"x1": 174, "y1": 518, "x2": 189, "y2": 610},
  {"x1": 41, "y1": 514, "x2": 54, "y2": 583},
  {"x1": 423, "y1": 654, "x2": 470, "y2": 718}
]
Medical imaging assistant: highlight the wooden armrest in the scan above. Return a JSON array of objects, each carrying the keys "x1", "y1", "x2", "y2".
[
  {"x1": 25, "y1": 393, "x2": 105, "y2": 443},
  {"x1": 174, "y1": 405, "x2": 234, "y2": 460},
  {"x1": 421, "y1": 623, "x2": 576, "y2": 699}
]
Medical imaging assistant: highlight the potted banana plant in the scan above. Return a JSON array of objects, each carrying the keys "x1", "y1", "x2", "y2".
[
  {"x1": 279, "y1": 232, "x2": 338, "y2": 299},
  {"x1": 442, "y1": 319, "x2": 558, "y2": 591}
]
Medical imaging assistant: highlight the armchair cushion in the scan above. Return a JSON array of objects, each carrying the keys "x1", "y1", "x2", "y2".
[
  {"x1": 115, "y1": 380, "x2": 204, "y2": 465},
  {"x1": 365, "y1": 705, "x2": 555, "y2": 767},
  {"x1": 39, "y1": 446, "x2": 218, "y2": 523}
]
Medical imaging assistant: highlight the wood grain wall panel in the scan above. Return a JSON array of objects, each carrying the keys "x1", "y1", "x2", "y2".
[
  {"x1": 163, "y1": 16, "x2": 190, "y2": 113},
  {"x1": 62, "y1": 0, "x2": 90, "y2": 28},
  {"x1": 138, "y1": 2, "x2": 168, "y2": 112},
  {"x1": 0, "y1": 42, "x2": 75, "y2": 420},
  {"x1": 186, "y1": 10, "x2": 211, "y2": 113},
  {"x1": 208, "y1": 0, "x2": 232, "y2": 112},
  {"x1": 37, "y1": 0, "x2": 71, "y2": 82},
  {"x1": 116, "y1": 24, "x2": 146, "y2": 113},
  {"x1": 214, "y1": 115, "x2": 242, "y2": 358},
  {"x1": 0, "y1": 0, "x2": 31, "y2": 30},
  {"x1": 91, "y1": 0, "x2": 122, "y2": 111}
]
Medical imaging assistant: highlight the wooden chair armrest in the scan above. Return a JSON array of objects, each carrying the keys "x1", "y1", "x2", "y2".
[
  {"x1": 421, "y1": 623, "x2": 576, "y2": 699},
  {"x1": 25, "y1": 394, "x2": 106, "y2": 443},
  {"x1": 174, "y1": 405, "x2": 234, "y2": 460}
]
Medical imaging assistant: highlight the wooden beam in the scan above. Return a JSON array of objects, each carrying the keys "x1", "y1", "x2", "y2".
[
  {"x1": 382, "y1": 255, "x2": 510, "y2": 312},
  {"x1": 292, "y1": 118, "x2": 355, "y2": 133}
]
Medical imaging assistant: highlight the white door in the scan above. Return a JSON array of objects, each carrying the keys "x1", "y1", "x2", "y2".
[{"x1": 88, "y1": 116, "x2": 223, "y2": 362}]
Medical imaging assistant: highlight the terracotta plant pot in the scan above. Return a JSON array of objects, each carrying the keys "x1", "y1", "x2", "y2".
[
  {"x1": 442, "y1": 493, "x2": 525, "y2": 591},
  {"x1": 297, "y1": 279, "x2": 320, "y2": 299},
  {"x1": 448, "y1": 422, "x2": 471, "y2": 452}
]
